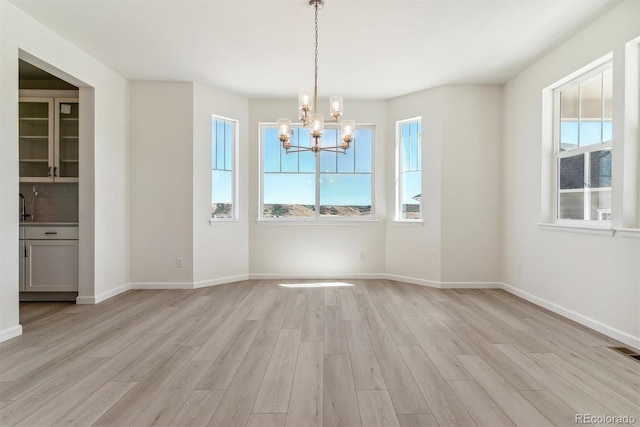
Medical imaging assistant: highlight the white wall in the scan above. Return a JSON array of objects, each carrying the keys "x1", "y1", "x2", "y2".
[
  {"x1": 441, "y1": 86, "x2": 502, "y2": 283},
  {"x1": 385, "y1": 85, "x2": 503, "y2": 286},
  {"x1": 386, "y1": 88, "x2": 445, "y2": 284},
  {"x1": 128, "y1": 81, "x2": 250, "y2": 287},
  {"x1": 502, "y1": 0, "x2": 640, "y2": 347},
  {"x1": 0, "y1": 0, "x2": 22, "y2": 342},
  {"x1": 192, "y1": 83, "x2": 250, "y2": 285},
  {"x1": 0, "y1": 0, "x2": 130, "y2": 340},
  {"x1": 248, "y1": 99, "x2": 388, "y2": 278},
  {"x1": 129, "y1": 82, "x2": 194, "y2": 286}
]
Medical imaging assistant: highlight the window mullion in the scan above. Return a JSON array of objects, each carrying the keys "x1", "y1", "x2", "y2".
[
  {"x1": 584, "y1": 151, "x2": 591, "y2": 220},
  {"x1": 600, "y1": 71, "x2": 605, "y2": 143},
  {"x1": 353, "y1": 136, "x2": 356, "y2": 172},
  {"x1": 577, "y1": 82, "x2": 582, "y2": 148},
  {"x1": 408, "y1": 126, "x2": 413, "y2": 172},
  {"x1": 211, "y1": 120, "x2": 218, "y2": 169}
]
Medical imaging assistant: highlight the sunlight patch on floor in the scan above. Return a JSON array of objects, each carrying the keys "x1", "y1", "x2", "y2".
[{"x1": 277, "y1": 282, "x2": 354, "y2": 288}]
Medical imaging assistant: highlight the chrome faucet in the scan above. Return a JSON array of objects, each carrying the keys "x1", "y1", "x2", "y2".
[{"x1": 19, "y1": 193, "x2": 30, "y2": 221}]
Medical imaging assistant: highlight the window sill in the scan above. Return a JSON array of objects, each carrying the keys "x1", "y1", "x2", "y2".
[
  {"x1": 392, "y1": 220, "x2": 425, "y2": 226},
  {"x1": 209, "y1": 219, "x2": 241, "y2": 226},
  {"x1": 537, "y1": 222, "x2": 614, "y2": 236},
  {"x1": 616, "y1": 228, "x2": 640, "y2": 239},
  {"x1": 256, "y1": 218, "x2": 379, "y2": 226}
]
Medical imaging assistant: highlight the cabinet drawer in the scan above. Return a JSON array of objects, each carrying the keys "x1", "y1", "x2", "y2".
[{"x1": 24, "y1": 226, "x2": 78, "y2": 240}]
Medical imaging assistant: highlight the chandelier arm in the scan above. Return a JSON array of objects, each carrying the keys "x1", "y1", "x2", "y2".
[
  {"x1": 318, "y1": 148, "x2": 347, "y2": 154},
  {"x1": 284, "y1": 146, "x2": 314, "y2": 154}
]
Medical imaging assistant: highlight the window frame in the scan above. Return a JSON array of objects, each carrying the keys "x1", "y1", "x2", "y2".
[
  {"x1": 258, "y1": 122, "x2": 376, "y2": 222},
  {"x1": 395, "y1": 116, "x2": 423, "y2": 222},
  {"x1": 211, "y1": 114, "x2": 239, "y2": 221},
  {"x1": 551, "y1": 60, "x2": 613, "y2": 227}
]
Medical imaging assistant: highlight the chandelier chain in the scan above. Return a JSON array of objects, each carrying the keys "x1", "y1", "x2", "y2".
[{"x1": 313, "y1": 2, "x2": 319, "y2": 114}]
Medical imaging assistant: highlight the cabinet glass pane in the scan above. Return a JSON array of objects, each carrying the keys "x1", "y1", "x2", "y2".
[
  {"x1": 19, "y1": 101, "x2": 50, "y2": 178},
  {"x1": 58, "y1": 102, "x2": 79, "y2": 178}
]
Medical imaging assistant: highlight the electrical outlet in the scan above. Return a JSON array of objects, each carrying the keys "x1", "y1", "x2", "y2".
[
  {"x1": 360, "y1": 251, "x2": 365, "y2": 261},
  {"x1": 516, "y1": 263, "x2": 522, "y2": 274},
  {"x1": 176, "y1": 257, "x2": 184, "y2": 268}
]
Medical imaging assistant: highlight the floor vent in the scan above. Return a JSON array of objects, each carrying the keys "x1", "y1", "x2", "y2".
[{"x1": 609, "y1": 346, "x2": 640, "y2": 362}]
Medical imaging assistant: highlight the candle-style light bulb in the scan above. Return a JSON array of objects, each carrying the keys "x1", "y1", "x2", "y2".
[
  {"x1": 329, "y1": 96, "x2": 343, "y2": 118},
  {"x1": 299, "y1": 92, "x2": 312, "y2": 110},
  {"x1": 311, "y1": 114, "x2": 324, "y2": 137},
  {"x1": 277, "y1": 118, "x2": 292, "y2": 147},
  {"x1": 341, "y1": 120, "x2": 355, "y2": 149}
]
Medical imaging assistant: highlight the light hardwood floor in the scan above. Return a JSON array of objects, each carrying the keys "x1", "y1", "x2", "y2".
[{"x1": 0, "y1": 279, "x2": 638, "y2": 426}]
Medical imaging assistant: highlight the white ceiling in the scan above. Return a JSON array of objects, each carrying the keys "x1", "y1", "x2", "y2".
[{"x1": 10, "y1": 0, "x2": 622, "y2": 100}]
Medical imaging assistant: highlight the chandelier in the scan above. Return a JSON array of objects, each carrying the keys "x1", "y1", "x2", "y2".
[{"x1": 277, "y1": 0, "x2": 355, "y2": 154}]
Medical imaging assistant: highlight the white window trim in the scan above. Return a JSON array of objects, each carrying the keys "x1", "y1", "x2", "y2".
[
  {"x1": 537, "y1": 222, "x2": 614, "y2": 236},
  {"x1": 211, "y1": 114, "x2": 239, "y2": 221},
  {"x1": 624, "y1": 36, "x2": 640, "y2": 230},
  {"x1": 549, "y1": 56, "x2": 613, "y2": 228},
  {"x1": 395, "y1": 116, "x2": 423, "y2": 222},
  {"x1": 258, "y1": 122, "x2": 376, "y2": 222}
]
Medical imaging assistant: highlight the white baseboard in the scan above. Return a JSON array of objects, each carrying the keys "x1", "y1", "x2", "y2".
[
  {"x1": 77, "y1": 282, "x2": 131, "y2": 304},
  {"x1": 385, "y1": 274, "x2": 501, "y2": 289},
  {"x1": 194, "y1": 274, "x2": 250, "y2": 289},
  {"x1": 75, "y1": 276, "x2": 247, "y2": 304},
  {"x1": 385, "y1": 274, "x2": 441, "y2": 287},
  {"x1": 130, "y1": 282, "x2": 193, "y2": 290},
  {"x1": 249, "y1": 273, "x2": 386, "y2": 281},
  {"x1": 0, "y1": 324, "x2": 23, "y2": 343},
  {"x1": 438, "y1": 281, "x2": 502, "y2": 289},
  {"x1": 501, "y1": 282, "x2": 640, "y2": 350}
]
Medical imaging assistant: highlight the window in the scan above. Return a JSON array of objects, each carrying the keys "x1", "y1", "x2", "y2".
[
  {"x1": 396, "y1": 117, "x2": 422, "y2": 220},
  {"x1": 260, "y1": 123, "x2": 374, "y2": 219},
  {"x1": 554, "y1": 62, "x2": 612, "y2": 223},
  {"x1": 211, "y1": 116, "x2": 237, "y2": 220}
]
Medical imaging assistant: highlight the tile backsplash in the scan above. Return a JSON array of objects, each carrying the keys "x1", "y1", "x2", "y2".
[{"x1": 19, "y1": 183, "x2": 79, "y2": 223}]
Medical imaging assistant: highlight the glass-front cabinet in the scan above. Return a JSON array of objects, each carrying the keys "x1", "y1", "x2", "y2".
[
  {"x1": 19, "y1": 91, "x2": 79, "y2": 183},
  {"x1": 55, "y1": 99, "x2": 79, "y2": 180},
  {"x1": 19, "y1": 98, "x2": 53, "y2": 180}
]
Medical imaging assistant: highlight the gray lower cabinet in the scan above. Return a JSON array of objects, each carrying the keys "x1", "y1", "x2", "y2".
[
  {"x1": 20, "y1": 225, "x2": 79, "y2": 293},
  {"x1": 25, "y1": 240, "x2": 78, "y2": 292}
]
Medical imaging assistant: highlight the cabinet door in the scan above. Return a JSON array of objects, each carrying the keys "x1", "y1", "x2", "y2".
[
  {"x1": 25, "y1": 240, "x2": 78, "y2": 292},
  {"x1": 19, "y1": 98, "x2": 54, "y2": 182},
  {"x1": 54, "y1": 98, "x2": 79, "y2": 182}
]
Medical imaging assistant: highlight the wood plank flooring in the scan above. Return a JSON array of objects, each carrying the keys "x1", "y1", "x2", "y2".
[{"x1": 0, "y1": 279, "x2": 638, "y2": 426}]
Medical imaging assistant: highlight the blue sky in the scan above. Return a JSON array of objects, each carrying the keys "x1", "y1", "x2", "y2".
[
  {"x1": 211, "y1": 124, "x2": 425, "y2": 207},
  {"x1": 261, "y1": 127, "x2": 373, "y2": 206}
]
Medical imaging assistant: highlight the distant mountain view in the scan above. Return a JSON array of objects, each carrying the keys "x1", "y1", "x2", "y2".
[
  {"x1": 263, "y1": 204, "x2": 371, "y2": 218},
  {"x1": 403, "y1": 204, "x2": 420, "y2": 219}
]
